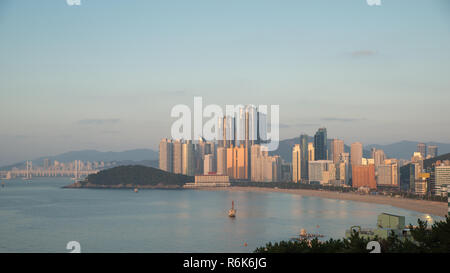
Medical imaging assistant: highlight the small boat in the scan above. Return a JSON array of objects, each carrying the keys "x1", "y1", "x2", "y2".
[
  {"x1": 134, "y1": 188, "x2": 139, "y2": 193},
  {"x1": 291, "y1": 228, "x2": 325, "y2": 241},
  {"x1": 228, "y1": 201, "x2": 236, "y2": 217}
]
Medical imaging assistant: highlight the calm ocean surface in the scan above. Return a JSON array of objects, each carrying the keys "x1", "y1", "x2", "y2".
[{"x1": 0, "y1": 178, "x2": 441, "y2": 253}]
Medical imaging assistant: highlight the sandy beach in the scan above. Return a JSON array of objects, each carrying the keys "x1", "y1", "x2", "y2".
[{"x1": 199, "y1": 186, "x2": 448, "y2": 217}]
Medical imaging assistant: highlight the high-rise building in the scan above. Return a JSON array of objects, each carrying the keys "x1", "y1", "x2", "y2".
[
  {"x1": 43, "y1": 158, "x2": 49, "y2": 170},
  {"x1": 336, "y1": 162, "x2": 347, "y2": 183},
  {"x1": 159, "y1": 138, "x2": 173, "y2": 172},
  {"x1": 417, "y1": 143, "x2": 427, "y2": 159},
  {"x1": 429, "y1": 145, "x2": 438, "y2": 158},
  {"x1": 292, "y1": 144, "x2": 301, "y2": 183},
  {"x1": 216, "y1": 147, "x2": 227, "y2": 175},
  {"x1": 331, "y1": 139, "x2": 344, "y2": 164},
  {"x1": 251, "y1": 144, "x2": 280, "y2": 182},
  {"x1": 300, "y1": 134, "x2": 309, "y2": 181},
  {"x1": 226, "y1": 146, "x2": 235, "y2": 177},
  {"x1": 251, "y1": 145, "x2": 263, "y2": 181},
  {"x1": 339, "y1": 152, "x2": 350, "y2": 185},
  {"x1": 263, "y1": 155, "x2": 281, "y2": 182},
  {"x1": 372, "y1": 149, "x2": 386, "y2": 167},
  {"x1": 351, "y1": 142, "x2": 363, "y2": 167},
  {"x1": 314, "y1": 128, "x2": 327, "y2": 160},
  {"x1": 182, "y1": 141, "x2": 195, "y2": 176},
  {"x1": 376, "y1": 161, "x2": 399, "y2": 187},
  {"x1": 436, "y1": 165, "x2": 450, "y2": 187},
  {"x1": 218, "y1": 116, "x2": 235, "y2": 148},
  {"x1": 172, "y1": 140, "x2": 183, "y2": 174},
  {"x1": 225, "y1": 145, "x2": 248, "y2": 180},
  {"x1": 352, "y1": 164, "x2": 376, "y2": 189},
  {"x1": 308, "y1": 142, "x2": 315, "y2": 161},
  {"x1": 203, "y1": 154, "x2": 214, "y2": 175},
  {"x1": 234, "y1": 146, "x2": 248, "y2": 180},
  {"x1": 195, "y1": 138, "x2": 212, "y2": 175},
  {"x1": 308, "y1": 160, "x2": 334, "y2": 185}
]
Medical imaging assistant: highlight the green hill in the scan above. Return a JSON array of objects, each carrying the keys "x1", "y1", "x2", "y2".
[{"x1": 66, "y1": 165, "x2": 193, "y2": 189}]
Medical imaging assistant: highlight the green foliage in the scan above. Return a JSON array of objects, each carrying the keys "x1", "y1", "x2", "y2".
[
  {"x1": 255, "y1": 216, "x2": 450, "y2": 253},
  {"x1": 84, "y1": 165, "x2": 193, "y2": 186}
]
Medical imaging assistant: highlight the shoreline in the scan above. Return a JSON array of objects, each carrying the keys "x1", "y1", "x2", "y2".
[
  {"x1": 198, "y1": 186, "x2": 448, "y2": 217},
  {"x1": 63, "y1": 181, "x2": 182, "y2": 189},
  {"x1": 63, "y1": 182, "x2": 448, "y2": 217}
]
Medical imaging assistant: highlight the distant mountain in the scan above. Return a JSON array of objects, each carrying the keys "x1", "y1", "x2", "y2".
[
  {"x1": 271, "y1": 138, "x2": 450, "y2": 162},
  {"x1": 366, "y1": 141, "x2": 450, "y2": 160},
  {"x1": 270, "y1": 137, "x2": 371, "y2": 163},
  {"x1": 423, "y1": 152, "x2": 450, "y2": 169},
  {"x1": 0, "y1": 149, "x2": 158, "y2": 170}
]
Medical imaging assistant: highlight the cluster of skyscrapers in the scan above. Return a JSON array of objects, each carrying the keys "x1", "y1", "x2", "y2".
[
  {"x1": 160, "y1": 120, "x2": 449, "y2": 195},
  {"x1": 402, "y1": 143, "x2": 449, "y2": 197},
  {"x1": 293, "y1": 130, "x2": 353, "y2": 187},
  {"x1": 159, "y1": 106, "x2": 282, "y2": 182}
]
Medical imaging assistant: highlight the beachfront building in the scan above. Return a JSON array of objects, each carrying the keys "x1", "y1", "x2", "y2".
[
  {"x1": 292, "y1": 144, "x2": 301, "y2": 183},
  {"x1": 159, "y1": 138, "x2": 173, "y2": 172},
  {"x1": 184, "y1": 175, "x2": 231, "y2": 188},
  {"x1": 308, "y1": 160, "x2": 334, "y2": 185},
  {"x1": 352, "y1": 164, "x2": 377, "y2": 190}
]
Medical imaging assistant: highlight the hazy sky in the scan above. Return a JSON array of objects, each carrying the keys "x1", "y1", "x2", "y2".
[{"x1": 1, "y1": 0, "x2": 450, "y2": 165}]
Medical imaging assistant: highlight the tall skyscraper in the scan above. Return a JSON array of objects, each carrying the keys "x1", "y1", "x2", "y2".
[
  {"x1": 172, "y1": 139, "x2": 183, "y2": 174},
  {"x1": 351, "y1": 142, "x2": 363, "y2": 166},
  {"x1": 43, "y1": 158, "x2": 49, "y2": 170},
  {"x1": 203, "y1": 154, "x2": 214, "y2": 175},
  {"x1": 372, "y1": 148, "x2": 386, "y2": 167},
  {"x1": 226, "y1": 146, "x2": 235, "y2": 177},
  {"x1": 331, "y1": 139, "x2": 344, "y2": 164},
  {"x1": 339, "y1": 152, "x2": 350, "y2": 185},
  {"x1": 429, "y1": 145, "x2": 438, "y2": 158},
  {"x1": 308, "y1": 142, "x2": 315, "y2": 161},
  {"x1": 234, "y1": 146, "x2": 248, "y2": 180},
  {"x1": 218, "y1": 116, "x2": 235, "y2": 148},
  {"x1": 251, "y1": 145, "x2": 263, "y2": 181},
  {"x1": 182, "y1": 141, "x2": 195, "y2": 176},
  {"x1": 300, "y1": 134, "x2": 309, "y2": 181},
  {"x1": 417, "y1": 143, "x2": 427, "y2": 159},
  {"x1": 292, "y1": 144, "x2": 301, "y2": 183},
  {"x1": 216, "y1": 147, "x2": 227, "y2": 175},
  {"x1": 314, "y1": 128, "x2": 327, "y2": 160},
  {"x1": 159, "y1": 138, "x2": 173, "y2": 172}
]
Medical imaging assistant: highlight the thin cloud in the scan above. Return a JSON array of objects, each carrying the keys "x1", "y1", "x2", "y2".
[
  {"x1": 351, "y1": 50, "x2": 377, "y2": 57},
  {"x1": 77, "y1": 119, "x2": 120, "y2": 125},
  {"x1": 101, "y1": 130, "x2": 121, "y2": 134},
  {"x1": 321, "y1": 117, "x2": 366, "y2": 122}
]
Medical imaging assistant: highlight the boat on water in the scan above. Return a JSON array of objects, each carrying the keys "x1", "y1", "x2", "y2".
[
  {"x1": 228, "y1": 201, "x2": 236, "y2": 217},
  {"x1": 134, "y1": 188, "x2": 139, "y2": 193},
  {"x1": 290, "y1": 228, "x2": 324, "y2": 242}
]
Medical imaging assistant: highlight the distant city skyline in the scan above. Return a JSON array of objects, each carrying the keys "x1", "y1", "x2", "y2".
[{"x1": 1, "y1": 0, "x2": 449, "y2": 165}]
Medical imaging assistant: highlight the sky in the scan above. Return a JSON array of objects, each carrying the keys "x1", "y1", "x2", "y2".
[{"x1": 0, "y1": 0, "x2": 449, "y2": 165}]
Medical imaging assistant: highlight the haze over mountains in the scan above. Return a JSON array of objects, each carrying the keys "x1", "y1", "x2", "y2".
[
  {"x1": 365, "y1": 141, "x2": 450, "y2": 161},
  {"x1": 2, "y1": 140, "x2": 449, "y2": 169},
  {"x1": 272, "y1": 138, "x2": 450, "y2": 163},
  {"x1": 0, "y1": 149, "x2": 158, "y2": 170}
]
